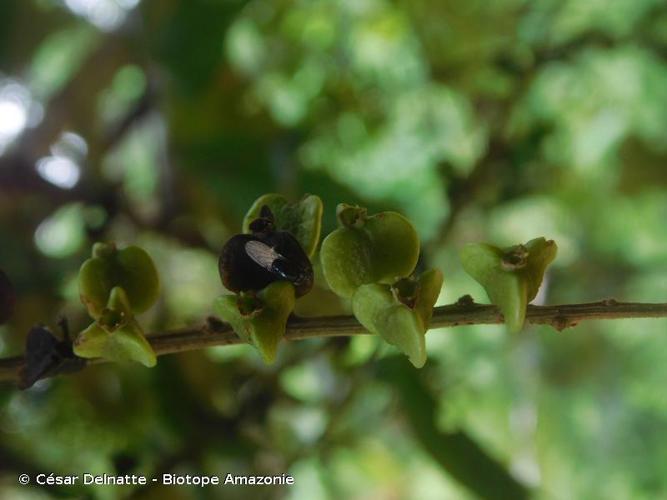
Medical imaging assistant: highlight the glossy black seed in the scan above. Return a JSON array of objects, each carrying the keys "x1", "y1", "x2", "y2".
[
  {"x1": 219, "y1": 234, "x2": 279, "y2": 294},
  {"x1": 261, "y1": 230, "x2": 313, "y2": 296},
  {"x1": 0, "y1": 269, "x2": 16, "y2": 325},
  {"x1": 19, "y1": 322, "x2": 86, "y2": 390},
  {"x1": 219, "y1": 208, "x2": 313, "y2": 297},
  {"x1": 271, "y1": 258, "x2": 301, "y2": 282}
]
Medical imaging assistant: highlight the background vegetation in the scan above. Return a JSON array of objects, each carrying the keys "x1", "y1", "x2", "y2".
[{"x1": 1, "y1": 0, "x2": 667, "y2": 498}]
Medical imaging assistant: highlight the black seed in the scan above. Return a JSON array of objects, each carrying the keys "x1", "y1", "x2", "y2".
[
  {"x1": 271, "y1": 258, "x2": 300, "y2": 282},
  {"x1": 219, "y1": 210, "x2": 313, "y2": 297},
  {"x1": 261, "y1": 230, "x2": 313, "y2": 296},
  {"x1": 219, "y1": 234, "x2": 279, "y2": 294}
]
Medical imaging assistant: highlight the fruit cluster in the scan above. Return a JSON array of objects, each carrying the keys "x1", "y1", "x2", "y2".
[{"x1": 44, "y1": 193, "x2": 558, "y2": 372}]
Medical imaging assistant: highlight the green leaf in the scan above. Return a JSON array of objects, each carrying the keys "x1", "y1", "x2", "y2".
[{"x1": 242, "y1": 193, "x2": 323, "y2": 257}]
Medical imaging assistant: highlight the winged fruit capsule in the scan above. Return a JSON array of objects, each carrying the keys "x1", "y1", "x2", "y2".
[
  {"x1": 78, "y1": 242, "x2": 160, "y2": 319},
  {"x1": 320, "y1": 204, "x2": 420, "y2": 298}
]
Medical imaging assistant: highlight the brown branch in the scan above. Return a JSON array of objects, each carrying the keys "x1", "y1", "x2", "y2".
[{"x1": 1, "y1": 299, "x2": 666, "y2": 385}]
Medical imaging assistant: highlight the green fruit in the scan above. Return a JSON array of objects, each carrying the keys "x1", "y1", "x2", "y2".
[
  {"x1": 243, "y1": 194, "x2": 323, "y2": 258},
  {"x1": 352, "y1": 269, "x2": 443, "y2": 368},
  {"x1": 79, "y1": 242, "x2": 160, "y2": 319},
  {"x1": 460, "y1": 238, "x2": 558, "y2": 333},
  {"x1": 214, "y1": 281, "x2": 295, "y2": 363},
  {"x1": 73, "y1": 287, "x2": 157, "y2": 367},
  {"x1": 319, "y1": 227, "x2": 373, "y2": 296},
  {"x1": 320, "y1": 204, "x2": 420, "y2": 298}
]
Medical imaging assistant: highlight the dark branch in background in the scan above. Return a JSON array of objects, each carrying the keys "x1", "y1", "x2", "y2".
[
  {"x1": 0, "y1": 299, "x2": 665, "y2": 385},
  {"x1": 0, "y1": 33, "x2": 144, "y2": 215},
  {"x1": 378, "y1": 356, "x2": 530, "y2": 500}
]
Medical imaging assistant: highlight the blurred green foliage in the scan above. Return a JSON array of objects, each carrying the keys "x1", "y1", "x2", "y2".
[{"x1": 1, "y1": 0, "x2": 667, "y2": 499}]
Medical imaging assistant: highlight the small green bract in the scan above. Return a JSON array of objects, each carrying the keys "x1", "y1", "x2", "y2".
[
  {"x1": 460, "y1": 237, "x2": 557, "y2": 333},
  {"x1": 352, "y1": 269, "x2": 443, "y2": 368},
  {"x1": 214, "y1": 281, "x2": 296, "y2": 363},
  {"x1": 73, "y1": 287, "x2": 157, "y2": 367}
]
